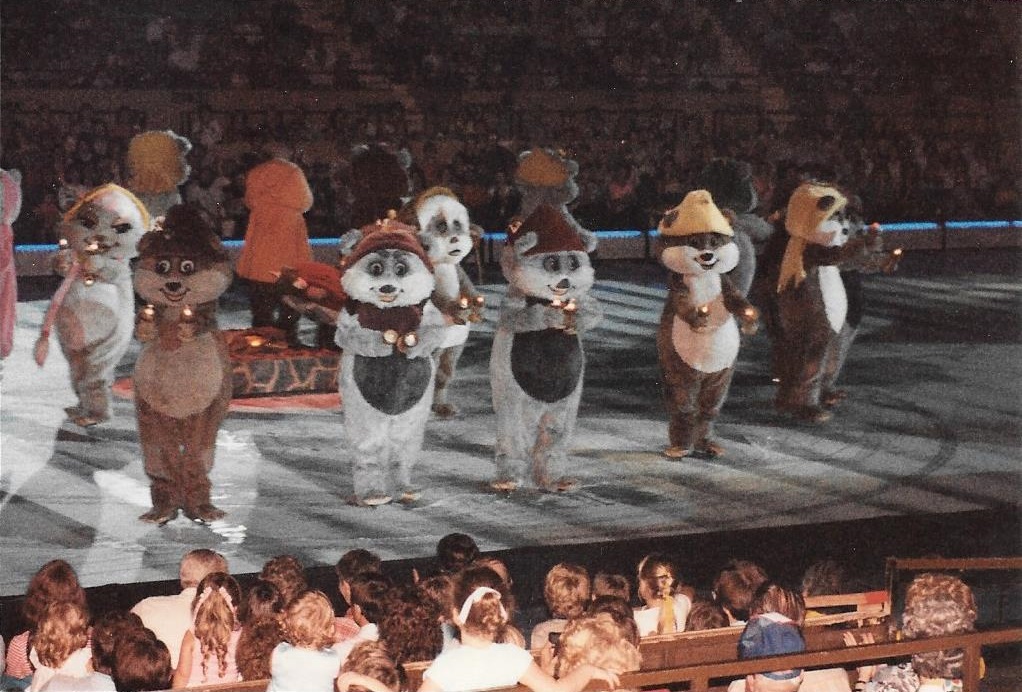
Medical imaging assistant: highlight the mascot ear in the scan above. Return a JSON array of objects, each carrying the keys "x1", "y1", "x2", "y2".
[
  {"x1": 579, "y1": 228, "x2": 598, "y2": 254},
  {"x1": 339, "y1": 229, "x2": 363, "y2": 257},
  {"x1": 513, "y1": 231, "x2": 538, "y2": 257}
]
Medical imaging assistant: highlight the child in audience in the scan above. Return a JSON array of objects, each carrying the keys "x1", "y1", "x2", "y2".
[
  {"x1": 5, "y1": 559, "x2": 87, "y2": 685},
  {"x1": 377, "y1": 583, "x2": 443, "y2": 666},
  {"x1": 336, "y1": 641, "x2": 400, "y2": 692},
  {"x1": 112, "y1": 633, "x2": 173, "y2": 692},
  {"x1": 462, "y1": 564, "x2": 526, "y2": 647},
  {"x1": 335, "y1": 573, "x2": 390, "y2": 662},
  {"x1": 592, "y1": 572, "x2": 631, "y2": 603},
  {"x1": 261, "y1": 554, "x2": 309, "y2": 607},
  {"x1": 801, "y1": 559, "x2": 850, "y2": 618},
  {"x1": 171, "y1": 572, "x2": 243, "y2": 687},
  {"x1": 686, "y1": 598, "x2": 731, "y2": 631},
  {"x1": 633, "y1": 553, "x2": 692, "y2": 636},
  {"x1": 556, "y1": 612, "x2": 642, "y2": 688},
  {"x1": 530, "y1": 563, "x2": 591, "y2": 650},
  {"x1": 417, "y1": 574, "x2": 458, "y2": 650},
  {"x1": 28, "y1": 600, "x2": 92, "y2": 691},
  {"x1": 268, "y1": 590, "x2": 343, "y2": 692},
  {"x1": 236, "y1": 580, "x2": 287, "y2": 681},
  {"x1": 44, "y1": 610, "x2": 146, "y2": 691},
  {"x1": 435, "y1": 533, "x2": 480, "y2": 576},
  {"x1": 420, "y1": 568, "x2": 621, "y2": 692},
  {"x1": 588, "y1": 596, "x2": 640, "y2": 646},
  {"x1": 335, "y1": 550, "x2": 383, "y2": 642},
  {"x1": 713, "y1": 559, "x2": 769, "y2": 626},
  {"x1": 729, "y1": 583, "x2": 808, "y2": 692}
]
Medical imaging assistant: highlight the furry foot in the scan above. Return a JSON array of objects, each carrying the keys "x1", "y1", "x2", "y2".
[
  {"x1": 184, "y1": 504, "x2": 226, "y2": 524},
  {"x1": 69, "y1": 411, "x2": 108, "y2": 427},
  {"x1": 139, "y1": 506, "x2": 179, "y2": 525},
  {"x1": 663, "y1": 446, "x2": 692, "y2": 459},
  {"x1": 549, "y1": 478, "x2": 576, "y2": 492},
  {"x1": 488, "y1": 479, "x2": 518, "y2": 493},
  {"x1": 358, "y1": 495, "x2": 393, "y2": 507},
  {"x1": 784, "y1": 405, "x2": 833, "y2": 424},
  {"x1": 399, "y1": 490, "x2": 421, "y2": 503},
  {"x1": 821, "y1": 389, "x2": 848, "y2": 408},
  {"x1": 695, "y1": 439, "x2": 726, "y2": 457},
  {"x1": 431, "y1": 403, "x2": 458, "y2": 419}
]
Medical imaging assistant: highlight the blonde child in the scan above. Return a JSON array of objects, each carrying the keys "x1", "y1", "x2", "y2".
[
  {"x1": 531, "y1": 563, "x2": 591, "y2": 650},
  {"x1": 336, "y1": 640, "x2": 400, "y2": 692},
  {"x1": 633, "y1": 553, "x2": 692, "y2": 637},
  {"x1": 268, "y1": 590, "x2": 343, "y2": 692},
  {"x1": 420, "y1": 566, "x2": 620, "y2": 692},
  {"x1": 557, "y1": 613, "x2": 642, "y2": 690},
  {"x1": 172, "y1": 572, "x2": 243, "y2": 687},
  {"x1": 28, "y1": 601, "x2": 92, "y2": 691}
]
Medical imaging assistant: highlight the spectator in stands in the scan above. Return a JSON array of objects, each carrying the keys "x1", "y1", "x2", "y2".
[
  {"x1": 555, "y1": 612, "x2": 642, "y2": 688},
  {"x1": 44, "y1": 610, "x2": 147, "y2": 691},
  {"x1": 236, "y1": 580, "x2": 287, "y2": 681},
  {"x1": 112, "y1": 633, "x2": 173, "y2": 692},
  {"x1": 260, "y1": 554, "x2": 309, "y2": 607},
  {"x1": 435, "y1": 533, "x2": 481, "y2": 577},
  {"x1": 335, "y1": 549, "x2": 383, "y2": 642},
  {"x1": 171, "y1": 571, "x2": 243, "y2": 688},
  {"x1": 267, "y1": 590, "x2": 343, "y2": 692},
  {"x1": 335, "y1": 573, "x2": 391, "y2": 663},
  {"x1": 713, "y1": 559, "x2": 770, "y2": 626},
  {"x1": 591, "y1": 572, "x2": 631, "y2": 604},
  {"x1": 28, "y1": 600, "x2": 92, "y2": 691},
  {"x1": 465, "y1": 560, "x2": 524, "y2": 647},
  {"x1": 686, "y1": 598, "x2": 731, "y2": 632},
  {"x1": 634, "y1": 553, "x2": 692, "y2": 637},
  {"x1": 530, "y1": 563, "x2": 591, "y2": 650},
  {"x1": 420, "y1": 567, "x2": 621, "y2": 692},
  {"x1": 131, "y1": 548, "x2": 227, "y2": 669},
  {"x1": 377, "y1": 582, "x2": 443, "y2": 667},
  {"x1": 730, "y1": 583, "x2": 807, "y2": 692},
  {"x1": 4, "y1": 559, "x2": 88, "y2": 688},
  {"x1": 417, "y1": 574, "x2": 458, "y2": 651},
  {"x1": 336, "y1": 640, "x2": 400, "y2": 692},
  {"x1": 801, "y1": 559, "x2": 851, "y2": 618}
]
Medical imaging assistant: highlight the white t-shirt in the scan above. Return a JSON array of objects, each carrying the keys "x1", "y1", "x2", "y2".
[
  {"x1": 266, "y1": 642, "x2": 343, "y2": 692},
  {"x1": 131, "y1": 587, "x2": 196, "y2": 668},
  {"x1": 423, "y1": 642, "x2": 534, "y2": 692},
  {"x1": 633, "y1": 593, "x2": 693, "y2": 636}
]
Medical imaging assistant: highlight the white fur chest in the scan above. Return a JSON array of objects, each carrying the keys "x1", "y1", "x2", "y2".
[
  {"x1": 433, "y1": 264, "x2": 460, "y2": 302},
  {"x1": 818, "y1": 265, "x2": 847, "y2": 333},
  {"x1": 671, "y1": 274, "x2": 739, "y2": 373},
  {"x1": 61, "y1": 278, "x2": 135, "y2": 347},
  {"x1": 134, "y1": 332, "x2": 226, "y2": 418}
]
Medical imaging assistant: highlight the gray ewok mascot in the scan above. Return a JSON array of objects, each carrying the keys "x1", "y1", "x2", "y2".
[
  {"x1": 489, "y1": 204, "x2": 602, "y2": 492},
  {"x1": 335, "y1": 220, "x2": 447, "y2": 506}
]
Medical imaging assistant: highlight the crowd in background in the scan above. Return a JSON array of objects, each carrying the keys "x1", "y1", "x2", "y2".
[{"x1": 2, "y1": 0, "x2": 1019, "y2": 245}]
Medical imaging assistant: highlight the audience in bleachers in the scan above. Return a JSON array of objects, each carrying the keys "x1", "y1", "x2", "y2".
[{"x1": 170, "y1": 571, "x2": 243, "y2": 688}]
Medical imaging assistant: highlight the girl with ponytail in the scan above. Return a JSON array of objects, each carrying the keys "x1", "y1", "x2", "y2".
[
  {"x1": 634, "y1": 553, "x2": 692, "y2": 637},
  {"x1": 172, "y1": 572, "x2": 243, "y2": 687},
  {"x1": 420, "y1": 566, "x2": 620, "y2": 692}
]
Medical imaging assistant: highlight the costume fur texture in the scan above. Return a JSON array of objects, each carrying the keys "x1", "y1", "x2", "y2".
[
  {"x1": 655, "y1": 190, "x2": 758, "y2": 458},
  {"x1": 403, "y1": 187, "x2": 484, "y2": 418},
  {"x1": 773, "y1": 182, "x2": 888, "y2": 422},
  {"x1": 489, "y1": 204, "x2": 601, "y2": 491},
  {"x1": 693, "y1": 158, "x2": 774, "y2": 296},
  {"x1": 514, "y1": 148, "x2": 586, "y2": 235},
  {"x1": 1, "y1": 168, "x2": 23, "y2": 359},
  {"x1": 126, "y1": 130, "x2": 193, "y2": 220},
  {"x1": 43, "y1": 184, "x2": 151, "y2": 426},
  {"x1": 132, "y1": 205, "x2": 233, "y2": 524},
  {"x1": 334, "y1": 222, "x2": 446, "y2": 505}
]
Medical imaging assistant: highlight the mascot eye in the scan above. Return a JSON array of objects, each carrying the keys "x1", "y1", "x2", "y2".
[
  {"x1": 567, "y1": 255, "x2": 581, "y2": 271},
  {"x1": 394, "y1": 261, "x2": 409, "y2": 277},
  {"x1": 368, "y1": 261, "x2": 385, "y2": 277},
  {"x1": 435, "y1": 220, "x2": 448, "y2": 234},
  {"x1": 113, "y1": 223, "x2": 133, "y2": 234},
  {"x1": 543, "y1": 256, "x2": 561, "y2": 273},
  {"x1": 156, "y1": 260, "x2": 172, "y2": 275},
  {"x1": 179, "y1": 260, "x2": 196, "y2": 275},
  {"x1": 451, "y1": 220, "x2": 463, "y2": 232}
]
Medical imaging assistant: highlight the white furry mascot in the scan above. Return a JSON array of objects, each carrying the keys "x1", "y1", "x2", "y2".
[
  {"x1": 489, "y1": 204, "x2": 601, "y2": 492},
  {"x1": 405, "y1": 186, "x2": 484, "y2": 418},
  {"x1": 335, "y1": 220, "x2": 447, "y2": 506},
  {"x1": 34, "y1": 184, "x2": 151, "y2": 426}
]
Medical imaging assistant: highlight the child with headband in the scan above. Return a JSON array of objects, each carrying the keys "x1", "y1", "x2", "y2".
[
  {"x1": 420, "y1": 566, "x2": 620, "y2": 692},
  {"x1": 172, "y1": 572, "x2": 243, "y2": 687}
]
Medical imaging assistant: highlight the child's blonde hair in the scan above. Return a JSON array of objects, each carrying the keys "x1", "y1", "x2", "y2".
[
  {"x1": 544, "y1": 563, "x2": 590, "y2": 619},
  {"x1": 342, "y1": 640, "x2": 400, "y2": 692},
  {"x1": 34, "y1": 600, "x2": 90, "y2": 668},
  {"x1": 282, "y1": 590, "x2": 336, "y2": 650},
  {"x1": 902, "y1": 572, "x2": 977, "y2": 679},
  {"x1": 191, "y1": 572, "x2": 241, "y2": 680},
  {"x1": 558, "y1": 612, "x2": 642, "y2": 677}
]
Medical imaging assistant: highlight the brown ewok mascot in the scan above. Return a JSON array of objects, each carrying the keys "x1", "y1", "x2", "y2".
[
  {"x1": 656, "y1": 190, "x2": 758, "y2": 459},
  {"x1": 132, "y1": 205, "x2": 233, "y2": 524}
]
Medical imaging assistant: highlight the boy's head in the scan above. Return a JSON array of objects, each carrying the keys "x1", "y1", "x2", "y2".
[
  {"x1": 349, "y1": 572, "x2": 393, "y2": 625},
  {"x1": 335, "y1": 549, "x2": 383, "y2": 605},
  {"x1": 686, "y1": 598, "x2": 730, "y2": 632},
  {"x1": 592, "y1": 572, "x2": 631, "y2": 603},
  {"x1": 113, "y1": 635, "x2": 173, "y2": 692},
  {"x1": 436, "y1": 533, "x2": 480, "y2": 575},
  {"x1": 260, "y1": 554, "x2": 307, "y2": 607},
  {"x1": 544, "y1": 563, "x2": 591, "y2": 619},
  {"x1": 713, "y1": 559, "x2": 769, "y2": 624},
  {"x1": 750, "y1": 583, "x2": 806, "y2": 627}
]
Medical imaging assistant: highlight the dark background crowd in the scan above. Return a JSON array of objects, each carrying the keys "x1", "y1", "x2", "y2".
[{"x1": 2, "y1": 0, "x2": 1019, "y2": 245}]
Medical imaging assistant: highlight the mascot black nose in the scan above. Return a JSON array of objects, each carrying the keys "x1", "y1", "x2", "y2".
[
  {"x1": 450, "y1": 236, "x2": 459, "y2": 244},
  {"x1": 165, "y1": 281, "x2": 182, "y2": 292},
  {"x1": 699, "y1": 252, "x2": 715, "y2": 262},
  {"x1": 556, "y1": 278, "x2": 571, "y2": 289},
  {"x1": 379, "y1": 284, "x2": 396, "y2": 294}
]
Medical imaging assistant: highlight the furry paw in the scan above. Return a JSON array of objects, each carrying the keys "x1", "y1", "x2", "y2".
[
  {"x1": 399, "y1": 490, "x2": 421, "y2": 504},
  {"x1": 139, "y1": 506, "x2": 179, "y2": 525},
  {"x1": 357, "y1": 495, "x2": 393, "y2": 507},
  {"x1": 432, "y1": 402, "x2": 458, "y2": 419},
  {"x1": 663, "y1": 446, "x2": 692, "y2": 459},
  {"x1": 70, "y1": 411, "x2": 108, "y2": 427},
  {"x1": 549, "y1": 477, "x2": 576, "y2": 492},
  {"x1": 695, "y1": 439, "x2": 726, "y2": 457},
  {"x1": 488, "y1": 479, "x2": 519, "y2": 493},
  {"x1": 184, "y1": 504, "x2": 226, "y2": 523}
]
